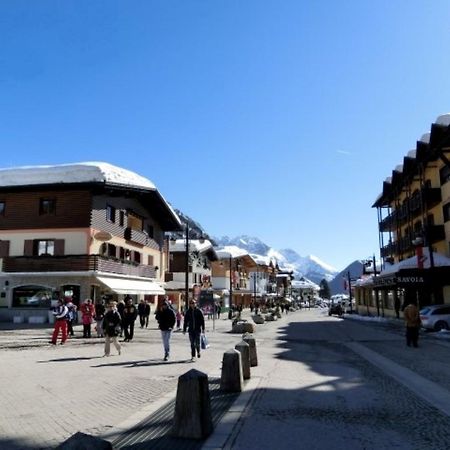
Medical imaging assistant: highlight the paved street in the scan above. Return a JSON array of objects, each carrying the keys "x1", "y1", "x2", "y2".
[{"x1": 2, "y1": 309, "x2": 450, "y2": 449}]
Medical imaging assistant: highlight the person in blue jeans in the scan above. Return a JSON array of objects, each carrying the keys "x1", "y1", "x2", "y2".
[
  {"x1": 183, "y1": 299, "x2": 205, "y2": 361},
  {"x1": 155, "y1": 300, "x2": 176, "y2": 361}
]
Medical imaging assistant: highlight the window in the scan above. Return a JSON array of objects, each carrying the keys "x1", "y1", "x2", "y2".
[
  {"x1": 39, "y1": 198, "x2": 56, "y2": 215},
  {"x1": 12, "y1": 285, "x2": 55, "y2": 308},
  {"x1": 134, "y1": 252, "x2": 141, "y2": 264},
  {"x1": 0, "y1": 201, "x2": 5, "y2": 216},
  {"x1": 106, "y1": 204, "x2": 116, "y2": 223},
  {"x1": 119, "y1": 210, "x2": 125, "y2": 227},
  {"x1": 147, "y1": 225, "x2": 154, "y2": 238},
  {"x1": 34, "y1": 240, "x2": 55, "y2": 256},
  {"x1": 148, "y1": 255, "x2": 154, "y2": 265},
  {"x1": 127, "y1": 210, "x2": 143, "y2": 231}
]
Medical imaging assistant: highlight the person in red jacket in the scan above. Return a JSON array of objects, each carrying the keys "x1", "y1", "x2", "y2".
[{"x1": 80, "y1": 299, "x2": 95, "y2": 338}]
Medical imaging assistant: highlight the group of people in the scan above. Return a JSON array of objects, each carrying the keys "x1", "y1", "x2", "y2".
[{"x1": 50, "y1": 295, "x2": 205, "y2": 361}]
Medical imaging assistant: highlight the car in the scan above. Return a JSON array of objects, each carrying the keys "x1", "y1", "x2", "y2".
[
  {"x1": 419, "y1": 305, "x2": 450, "y2": 331},
  {"x1": 328, "y1": 303, "x2": 343, "y2": 317}
]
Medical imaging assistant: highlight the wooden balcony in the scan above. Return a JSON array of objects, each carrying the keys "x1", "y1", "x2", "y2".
[{"x1": 2, "y1": 254, "x2": 157, "y2": 278}]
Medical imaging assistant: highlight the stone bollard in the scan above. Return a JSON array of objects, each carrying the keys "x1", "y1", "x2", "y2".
[
  {"x1": 56, "y1": 432, "x2": 112, "y2": 450},
  {"x1": 235, "y1": 340, "x2": 251, "y2": 380},
  {"x1": 172, "y1": 369, "x2": 213, "y2": 439},
  {"x1": 242, "y1": 333, "x2": 258, "y2": 367},
  {"x1": 220, "y1": 349, "x2": 244, "y2": 392}
]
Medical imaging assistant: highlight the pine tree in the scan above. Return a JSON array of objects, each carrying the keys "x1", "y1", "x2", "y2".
[{"x1": 319, "y1": 279, "x2": 331, "y2": 299}]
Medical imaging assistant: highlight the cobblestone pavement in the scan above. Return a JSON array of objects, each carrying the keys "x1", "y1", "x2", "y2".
[
  {"x1": 221, "y1": 311, "x2": 450, "y2": 450},
  {"x1": 2, "y1": 310, "x2": 450, "y2": 449}
]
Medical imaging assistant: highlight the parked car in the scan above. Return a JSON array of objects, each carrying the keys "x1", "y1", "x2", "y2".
[{"x1": 419, "y1": 305, "x2": 450, "y2": 331}]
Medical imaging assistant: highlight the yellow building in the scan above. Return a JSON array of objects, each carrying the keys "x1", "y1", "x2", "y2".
[{"x1": 356, "y1": 114, "x2": 450, "y2": 317}]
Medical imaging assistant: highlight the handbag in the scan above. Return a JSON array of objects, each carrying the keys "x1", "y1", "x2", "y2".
[{"x1": 200, "y1": 333, "x2": 209, "y2": 350}]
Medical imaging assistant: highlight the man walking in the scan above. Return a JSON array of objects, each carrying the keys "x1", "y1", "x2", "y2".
[
  {"x1": 122, "y1": 297, "x2": 137, "y2": 342},
  {"x1": 155, "y1": 300, "x2": 176, "y2": 361},
  {"x1": 404, "y1": 300, "x2": 421, "y2": 348},
  {"x1": 51, "y1": 299, "x2": 69, "y2": 345},
  {"x1": 183, "y1": 298, "x2": 205, "y2": 362}
]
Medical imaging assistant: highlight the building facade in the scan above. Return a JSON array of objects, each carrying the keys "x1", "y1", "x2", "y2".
[{"x1": 0, "y1": 162, "x2": 181, "y2": 322}]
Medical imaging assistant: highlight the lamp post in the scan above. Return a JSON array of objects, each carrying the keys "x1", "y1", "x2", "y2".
[
  {"x1": 228, "y1": 254, "x2": 233, "y2": 319},
  {"x1": 184, "y1": 222, "x2": 190, "y2": 313}
]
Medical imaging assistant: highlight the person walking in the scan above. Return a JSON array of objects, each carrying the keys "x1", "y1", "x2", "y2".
[
  {"x1": 183, "y1": 298, "x2": 205, "y2": 362},
  {"x1": 94, "y1": 300, "x2": 106, "y2": 338},
  {"x1": 80, "y1": 299, "x2": 95, "y2": 338},
  {"x1": 404, "y1": 301, "x2": 421, "y2": 348},
  {"x1": 50, "y1": 299, "x2": 69, "y2": 345},
  {"x1": 144, "y1": 300, "x2": 151, "y2": 328},
  {"x1": 155, "y1": 300, "x2": 176, "y2": 361},
  {"x1": 102, "y1": 302, "x2": 122, "y2": 357},
  {"x1": 117, "y1": 299, "x2": 125, "y2": 337},
  {"x1": 138, "y1": 300, "x2": 146, "y2": 328},
  {"x1": 122, "y1": 297, "x2": 137, "y2": 342},
  {"x1": 65, "y1": 300, "x2": 77, "y2": 337},
  {"x1": 175, "y1": 309, "x2": 182, "y2": 331}
]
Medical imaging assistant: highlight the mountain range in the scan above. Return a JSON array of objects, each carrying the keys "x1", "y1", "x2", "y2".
[{"x1": 173, "y1": 209, "x2": 363, "y2": 295}]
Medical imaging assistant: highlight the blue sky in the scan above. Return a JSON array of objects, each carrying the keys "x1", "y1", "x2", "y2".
[{"x1": 1, "y1": 1, "x2": 450, "y2": 271}]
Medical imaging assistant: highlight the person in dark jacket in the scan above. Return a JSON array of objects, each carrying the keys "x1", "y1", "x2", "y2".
[
  {"x1": 155, "y1": 300, "x2": 176, "y2": 361},
  {"x1": 183, "y1": 298, "x2": 205, "y2": 361},
  {"x1": 138, "y1": 300, "x2": 146, "y2": 328},
  {"x1": 122, "y1": 297, "x2": 137, "y2": 342},
  {"x1": 144, "y1": 300, "x2": 151, "y2": 328},
  {"x1": 102, "y1": 302, "x2": 122, "y2": 356}
]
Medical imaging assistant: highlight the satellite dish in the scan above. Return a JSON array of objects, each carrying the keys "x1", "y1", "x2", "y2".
[{"x1": 94, "y1": 231, "x2": 113, "y2": 242}]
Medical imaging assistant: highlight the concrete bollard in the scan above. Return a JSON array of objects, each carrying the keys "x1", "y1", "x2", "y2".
[
  {"x1": 172, "y1": 369, "x2": 213, "y2": 439},
  {"x1": 242, "y1": 333, "x2": 258, "y2": 367},
  {"x1": 56, "y1": 432, "x2": 113, "y2": 450},
  {"x1": 235, "y1": 340, "x2": 251, "y2": 380},
  {"x1": 220, "y1": 349, "x2": 243, "y2": 392}
]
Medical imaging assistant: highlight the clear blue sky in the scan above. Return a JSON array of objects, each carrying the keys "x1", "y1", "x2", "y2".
[{"x1": 1, "y1": 1, "x2": 450, "y2": 271}]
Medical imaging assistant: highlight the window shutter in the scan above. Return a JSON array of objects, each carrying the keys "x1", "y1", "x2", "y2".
[
  {"x1": 24, "y1": 240, "x2": 33, "y2": 256},
  {"x1": 0, "y1": 240, "x2": 10, "y2": 257},
  {"x1": 54, "y1": 239, "x2": 65, "y2": 256}
]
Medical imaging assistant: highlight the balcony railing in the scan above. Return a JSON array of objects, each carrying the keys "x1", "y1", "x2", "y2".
[{"x1": 2, "y1": 254, "x2": 157, "y2": 278}]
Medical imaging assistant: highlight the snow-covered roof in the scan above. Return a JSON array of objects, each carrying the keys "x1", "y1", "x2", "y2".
[
  {"x1": 216, "y1": 246, "x2": 248, "y2": 259},
  {"x1": 435, "y1": 113, "x2": 450, "y2": 127},
  {"x1": 407, "y1": 149, "x2": 416, "y2": 158},
  {"x1": 394, "y1": 164, "x2": 403, "y2": 173},
  {"x1": 419, "y1": 133, "x2": 430, "y2": 144},
  {"x1": 0, "y1": 161, "x2": 156, "y2": 190},
  {"x1": 292, "y1": 279, "x2": 319, "y2": 290},
  {"x1": 380, "y1": 249, "x2": 450, "y2": 275},
  {"x1": 169, "y1": 239, "x2": 214, "y2": 253}
]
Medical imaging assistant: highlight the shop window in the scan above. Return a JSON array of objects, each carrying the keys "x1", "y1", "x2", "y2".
[
  {"x1": 12, "y1": 285, "x2": 55, "y2": 308},
  {"x1": 0, "y1": 201, "x2": 5, "y2": 216},
  {"x1": 39, "y1": 198, "x2": 56, "y2": 215}
]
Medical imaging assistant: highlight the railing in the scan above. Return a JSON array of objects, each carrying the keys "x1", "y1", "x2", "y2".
[{"x1": 3, "y1": 254, "x2": 157, "y2": 278}]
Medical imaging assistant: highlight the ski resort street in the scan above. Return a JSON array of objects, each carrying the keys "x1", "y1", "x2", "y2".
[{"x1": 2, "y1": 309, "x2": 450, "y2": 449}]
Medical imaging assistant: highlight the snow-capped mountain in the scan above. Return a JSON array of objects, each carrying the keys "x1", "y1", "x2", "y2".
[{"x1": 213, "y1": 235, "x2": 338, "y2": 285}]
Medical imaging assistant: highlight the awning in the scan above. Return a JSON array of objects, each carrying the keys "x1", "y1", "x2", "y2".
[{"x1": 96, "y1": 276, "x2": 165, "y2": 295}]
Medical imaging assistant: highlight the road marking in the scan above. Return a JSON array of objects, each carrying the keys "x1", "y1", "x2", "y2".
[{"x1": 346, "y1": 341, "x2": 450, "y2": 417}]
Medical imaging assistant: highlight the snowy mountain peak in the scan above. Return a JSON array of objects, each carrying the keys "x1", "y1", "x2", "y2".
[{"x1": 307, "y1": 255, "x2": 338, "y2": 273}]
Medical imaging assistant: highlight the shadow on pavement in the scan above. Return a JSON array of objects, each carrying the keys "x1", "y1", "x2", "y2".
[{"x1": 91, "y1": 358, "x2": 194, "y2": 368}]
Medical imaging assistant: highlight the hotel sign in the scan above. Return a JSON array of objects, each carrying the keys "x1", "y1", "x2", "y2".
[{"x1": 374, "y1": 271, "x2": 427, "y2": 288}]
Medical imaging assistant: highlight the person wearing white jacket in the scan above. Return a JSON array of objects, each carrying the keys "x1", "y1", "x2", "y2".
[{"x1": 50, "y1": 300, "x2": 69, "y2": 345}]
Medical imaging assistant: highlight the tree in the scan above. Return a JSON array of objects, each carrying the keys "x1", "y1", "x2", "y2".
[{"x1": 319, "y1": 279, "x2": 331, "y2": 299}]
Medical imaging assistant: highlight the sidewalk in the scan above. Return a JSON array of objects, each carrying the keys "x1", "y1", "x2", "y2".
[{"x1": 0, "y1": 308, "x2": 291, "y2": 449}]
